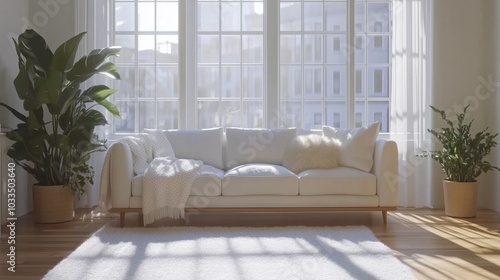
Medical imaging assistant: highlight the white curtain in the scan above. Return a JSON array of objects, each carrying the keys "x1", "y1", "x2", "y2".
[
  {"x1": 391, "y1": 0, "x2": 440, "y2": 208},
  {"x1": 77, "y1": 0, "x2": 439, "y2": 208},
  {"x1": 75, "y1": 0, "x2": 111, "y2": 208}
]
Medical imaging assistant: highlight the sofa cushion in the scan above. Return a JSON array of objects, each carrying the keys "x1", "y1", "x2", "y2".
[
  {"x1": 222, "y1": 164, "x2": 299, "y2": 196},
  {"x1": 225, "y1": 127, "x2": 296, "y2": 168},
  {"x1": 298, "y1": 167, "x2": 376, "y2": 195},
  {"x1": 282, "y1": 134, "x2": 341, "y2": 174},
  {"x1": 163, "y1": 127, "x2": 224, "y2": 169},
  {"x1": 131, "y1": 165, "x2": 224, "y2": 197},
  {"x1": 322, "y1": 122, "x2": 380, "y2": 172}
]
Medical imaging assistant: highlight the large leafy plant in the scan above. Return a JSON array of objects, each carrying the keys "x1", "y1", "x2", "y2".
[
  {"x1": 0, "y1": 29, "x2": 121, "y2": 196},
  {"x1": 418, "y1": 105, "x2": 500, "y2": 182}
]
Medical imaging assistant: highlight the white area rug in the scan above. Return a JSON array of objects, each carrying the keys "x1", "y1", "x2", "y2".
[{"x1": 43, "y1": 226, "x2": 415, "y2": 280}]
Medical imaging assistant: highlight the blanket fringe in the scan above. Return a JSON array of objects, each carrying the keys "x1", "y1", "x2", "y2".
[
  {"x1": 90, "y1": 202, "x2": 117, "y2": 218},
  {"x1": 143, "y1": 206, "x2": 185, "y2": 225}
]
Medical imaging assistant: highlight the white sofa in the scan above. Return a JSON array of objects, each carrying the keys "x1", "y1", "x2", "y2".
[{"x1": 107, "y1": 127, "x2": 398, "y2": 226}]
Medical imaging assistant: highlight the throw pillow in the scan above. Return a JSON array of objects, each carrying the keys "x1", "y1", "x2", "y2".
[
  {"x1": 322, "y1": 122, "x2": 380, "y2": 172},
  {"x1": 282, "y1": 134, "x2": 341, "y2": 174}
]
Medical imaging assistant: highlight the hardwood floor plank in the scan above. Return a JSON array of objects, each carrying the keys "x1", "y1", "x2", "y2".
[{"x1": 1, "y1": 208, "x2": 499, "y2": 279}]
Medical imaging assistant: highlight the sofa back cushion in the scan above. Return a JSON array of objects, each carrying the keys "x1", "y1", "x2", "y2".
[
  {"x1": 164, "y1": 127, "x2": 224, "y2": 169},
  {"x1": 322, "y1": 122, "x2": 380, "y2": 172},
  {"x1": 225, "y1": 127, "x2": 296, "y2": 168}
]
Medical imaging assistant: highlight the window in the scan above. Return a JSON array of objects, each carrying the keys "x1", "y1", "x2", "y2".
[
  {"x1": 332, "y1": 113, "x2": 341, "y2": 128},
  {"x1": 355, "y1": 1, "x2": 391, "y2": 128},
  {"x1": 108, "y1": 0, "x2": 391, "y2": 133},
  {"x1": 112, "y1": 0, "x2": 180, "y2": 134},
  {"x1": 355, "y1": 69, "x2": 363, "y2": 95},
  {"x1": 314, "y1": 113, "x2": 321, "y2": 125},
  {"x1": 374, "y1": 69, "x2": 383, "y2": 94},
  {"x1": 333, "y1": 37, "x2": 341, "y2": 51},
  {"x1": 355, "y1": 112, "x2": 363, "y2": 128},
  {"x1": 374, "y1": 112, "x2": 383, "y2": 130},
  {"x1": 333, "y1": 71, "x2": 341, "y2": 95}
]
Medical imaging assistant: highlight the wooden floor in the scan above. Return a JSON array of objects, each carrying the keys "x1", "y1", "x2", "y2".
[{"x1": 0, "y1": 208, "x2": 499, "y2": 280}]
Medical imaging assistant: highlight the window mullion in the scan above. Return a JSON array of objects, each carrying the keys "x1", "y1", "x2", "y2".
[
  {"x1": 134, "y1": 0, "x2": 140, "y2": 133},
  {"x1": 219, "y1": 1, "x2": 222, "y2": 128},
  {"x1": 266, "y1": 0, "x2": 279, "y2": 128},
  {"x1": 348, "y1": 0, "x2": 356, "y2": 128},
  {"x1": 154, "y1": 0, "x2": 158, "y2": 129},
  {"x1": 301, "y1": 0, "x2": 305, "y2": 129},
  {"x1": 185, "y1": 0, "x2": 197, "y2": 129}
]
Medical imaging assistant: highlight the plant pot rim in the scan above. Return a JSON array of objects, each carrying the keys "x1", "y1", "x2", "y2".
[
  {"x1": 443, "y1": 180, "x2": 478, "y2": 184},
  {"x1": 33, "y1": 184, "x2": 66, "y2": 187}
]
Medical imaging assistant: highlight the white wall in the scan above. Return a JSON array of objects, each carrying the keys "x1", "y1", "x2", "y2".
[
  {"x1": 0, "y1": 0, "x2": 31, "y2": 218},
  {"x1": 27, "y1": 0, "x2": 76, "y2": 49},
  {"x1": 0, "y1": 0, "x2": 28, "y2": 129},
  {"x1": 432, "y1": 0, "x2": 493, "y2": 209}
]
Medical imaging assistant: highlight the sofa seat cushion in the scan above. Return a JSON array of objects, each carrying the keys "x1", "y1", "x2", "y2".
[
  {"x1": 298, "y1": 167, "x2": 376, "y2": 195},
  {"x1": 223, "y1": 164, "x2": 299, "y2": 196},
  {"x1": 131, "y1": 165, "x2": 224, "y2": 197}
]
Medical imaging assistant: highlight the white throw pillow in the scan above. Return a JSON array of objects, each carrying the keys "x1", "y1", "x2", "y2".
[
  {"x1": 282, "y1": 134, "x2": 341, "y2": 174},
  {"x1": 322, "y1": 122, "x2": 380, "y2": 172}
]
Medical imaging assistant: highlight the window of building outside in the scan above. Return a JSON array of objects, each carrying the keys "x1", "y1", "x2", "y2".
[{"x1": 110, "y1": 0, "x2": 391, "y2": 134}]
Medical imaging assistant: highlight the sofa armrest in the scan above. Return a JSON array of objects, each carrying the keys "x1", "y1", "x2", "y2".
[
  {"x1": 109, "y1": 142, "x2": 134, "y2": 208},
  {"x1": 372, "y1": 139, "x2": 398, "y2": 207}
]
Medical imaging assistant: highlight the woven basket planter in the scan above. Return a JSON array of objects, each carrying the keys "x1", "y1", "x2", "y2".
[
  {"x1": 33, "y1": 185, "x2": 75, "y2": 223},
  {"x1": 443, "y1": 180, "x2": 478, "y2": 218}
]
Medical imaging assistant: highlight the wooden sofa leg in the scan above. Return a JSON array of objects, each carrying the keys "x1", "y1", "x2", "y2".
[
  {"x1": 120, "y1": 212, "x2": 125, "y2": 227},
  {"x1": 382, "y1": 211, "x2": 388, "y2": 224}
]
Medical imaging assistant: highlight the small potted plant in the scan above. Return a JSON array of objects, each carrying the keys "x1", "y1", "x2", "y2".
[
  {"x1": 418, "y1": 105, "x2": 500, "y2": 217},
  {"x1": 0, "y1": 29, "x2": 121, "y2": 223}
]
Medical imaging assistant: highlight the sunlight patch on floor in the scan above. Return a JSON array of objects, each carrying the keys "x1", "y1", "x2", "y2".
[{"x1": 389, "y1": 212, "x2": 500, "y2": 279}]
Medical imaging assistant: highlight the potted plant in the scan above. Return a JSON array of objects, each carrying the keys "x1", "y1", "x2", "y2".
[
  {"x1": 418, "y1": 105, "x2": 500, "y2": 217},
  {"x1": 0, "y1": 29, "x2": 121, "y2": 223}
]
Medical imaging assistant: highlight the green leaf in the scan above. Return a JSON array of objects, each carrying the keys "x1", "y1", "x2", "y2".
[
  {"x1": 0, "y1": 102, "x2": 27, "y2": 122},
  {"x1": 67, "y1": 46, "x2": 121, "y2": 84},
  {"x1": 51, "y1": 32, "x2": 86, "y2": 72},
  {"x1": 98, "y1": 99, "x2": 121, "y2": 118},
  {"x1": 82, "y1": 86, "x2": 117, "y2": 102},
  {"x1": 97, "y1": 62, "x2": 121, "y2": 79},
  {"x1": 12, "y1": 39, "x2": 32, "y2": 100},
  {"x1": 27, "y1": 111, "x2": 43, "y2": 132},
  {"x1": 17, "y1": 29, "x2": 54, "y2": 75}
]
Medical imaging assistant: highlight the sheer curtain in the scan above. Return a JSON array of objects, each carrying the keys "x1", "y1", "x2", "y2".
[
  {"x1": 75, "y1": 1, "x2": 111, "y2": 207},
  {"x1": 391, "y1": 0, "x2": 438, "y2": 208},
  {"x1": 77, "y1": 0, "x2": 437, "y2": 208}
]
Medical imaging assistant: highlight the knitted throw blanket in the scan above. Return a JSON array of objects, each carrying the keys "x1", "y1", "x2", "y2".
[{"x1": 96, "y1": 130, "x2": 202, "y2": 226}]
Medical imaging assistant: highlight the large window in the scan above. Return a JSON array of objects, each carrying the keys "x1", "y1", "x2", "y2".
[{"x1": 109, "y1": 0, "x2": 391, "y2": 134}]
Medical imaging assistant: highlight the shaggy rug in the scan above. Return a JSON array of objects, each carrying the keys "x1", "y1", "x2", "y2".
[{"x1": 43, "y1": 226, "x2": 415, "y2": 280}]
